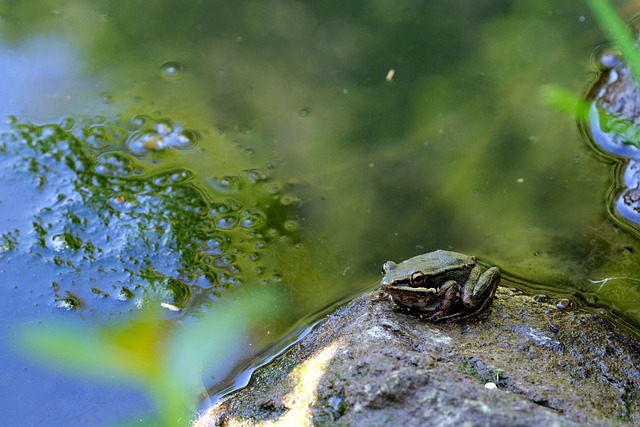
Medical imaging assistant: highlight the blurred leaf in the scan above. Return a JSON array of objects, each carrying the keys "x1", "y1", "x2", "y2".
[
  {"x1": 167, "y1": 289, "x2": 278, "y2": 395},
  {"x1": 18, "y1": 288, "x2": 280, "y2": 426},
  {"x1": 539, "y1": 84, "x2": 583, "y2": 115},
  {"x1": 20, "y1": 323, "x2": 132, "y2": 381}
]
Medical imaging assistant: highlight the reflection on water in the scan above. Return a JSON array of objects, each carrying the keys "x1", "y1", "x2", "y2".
[
  {"x1": 2, "y1": 0, "x2": 640, "y2": 424},
  {"x1": 0, "y1": 37, "x2": 112, "y2": 123}
]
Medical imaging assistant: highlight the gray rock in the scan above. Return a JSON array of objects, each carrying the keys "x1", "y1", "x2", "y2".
[{"x1": 195, "y1": 287, "x2": 640, "y2": 426}]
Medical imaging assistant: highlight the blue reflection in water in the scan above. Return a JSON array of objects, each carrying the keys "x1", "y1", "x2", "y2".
[
  {"x1": 0, "y1": 37, "x2": 151, "y2": 426},
  {"x1": 0, "y1": 36, "x2": 111, "y2": 126}
]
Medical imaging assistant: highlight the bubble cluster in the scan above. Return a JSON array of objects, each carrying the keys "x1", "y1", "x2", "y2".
[
  {"x1": 95, "y1": 153, "x2": 133, "y2": 176},
  {"x1": 240, "y1": 208, "x2": 266, "y2": 229},
  {"x1": 210, "y1": 175, "x2": 242, "y2": 193},
  {"x1": 2, "y1": 114, "x2": 302, "y2": 317},
  {"x1": 127, "y1": 121, "x2": 197, "y2": 157}
]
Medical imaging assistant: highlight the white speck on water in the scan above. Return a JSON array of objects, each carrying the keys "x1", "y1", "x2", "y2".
[{"x1": 386, "y1": 69, "x2": 395, "y2": 81}]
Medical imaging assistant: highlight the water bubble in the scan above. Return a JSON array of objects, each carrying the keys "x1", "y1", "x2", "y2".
[
  {"x1": 283, "y1": 220, "x2": 298, "y2": 231},
  {"x1": 299, "y1": 108, "x2": 310, "y2": 117},
  {"x1": 131, "y1": 115, "x2": 150, "y2": 128},
  {"x1": 280, "y1": 195, "x2": 299, "y2": 205},
  {"x1": 59, "y1": 117, "x2": 74, "y2": 130},
  {"x1": 218, "y1": 273, "x2": 240, "y2": 285},
  {"x1": 213, "y1": 254, "x2": 235, "y2": 268},
  {"x1": 102, "y1": 93, "x2": 114, "y2": 104},
  {"x1": 239, "y1": 208, "x2": 266, "y2": 229},
  {"x1": 267, "y1": 228, "x2": 279, "y2": 237},
  {"x1": 210, "y1": 175, "x2": 241, "y2": 193},
  {"x1": 85, "y1": 124, "x2": 118, "y2": 149},
  {"x1": 127, "y1": 130, "x2": 161, "y2": 155},
  {"x1": 215, "y1": 215, "x2": 238, "y2": 230},
  {"x1": 267, "y1": 184, "x2": 281, "y2": 194},
  {"x1": 160, "y1": 61, "x2": 185, "y2": 80},
  {"x1": 180, "y1": 128, "x2": 200, "y2": 147},
  {"x1": 210, "y1": 199, "x2": 242, "y2": 217},
  {"x1": 169, "y1": 170, "x2": 192, "y2": 183},
  {"x1": 242, "y1": 168, "x2": 270, "y2": 184},
  {"x1": 55, "y1": 292, "x2": 85, "y2": 311}
]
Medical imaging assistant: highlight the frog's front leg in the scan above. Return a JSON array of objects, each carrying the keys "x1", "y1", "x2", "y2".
[
  {"x1": 428, "y1": 280, "x2": 460, "y2": 322},
  {"x1": 461, "y1": 265, "x2": 501, "y2": 311}
]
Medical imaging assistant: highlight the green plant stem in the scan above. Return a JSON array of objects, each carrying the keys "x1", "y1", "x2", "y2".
[{"x1": 586, "y1": 0, "x2": 640, "y2": 82}]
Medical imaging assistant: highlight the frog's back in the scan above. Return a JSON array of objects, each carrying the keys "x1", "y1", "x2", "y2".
[{"x1": 427, "y1": 249, "x2": 475, "y2": 266}]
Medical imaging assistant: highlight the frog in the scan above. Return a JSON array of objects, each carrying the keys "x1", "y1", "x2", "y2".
[{"x1": 380, "y1": 249, "x2": 500, "y2": 322}]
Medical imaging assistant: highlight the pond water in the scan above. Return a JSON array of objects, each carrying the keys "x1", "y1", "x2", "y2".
[{"x1": 2, "y1": 0, "x2": 640, "y2": 425}]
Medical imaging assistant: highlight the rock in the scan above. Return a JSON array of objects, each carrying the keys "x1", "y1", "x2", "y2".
[{"x1": 195, "y1": 287, "x2": 640, "y2": 426}]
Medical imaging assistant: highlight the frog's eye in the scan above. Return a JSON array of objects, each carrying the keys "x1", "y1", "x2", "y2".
[{"x1": 410, "y1": 272, "x2": 424, "y2": 286}]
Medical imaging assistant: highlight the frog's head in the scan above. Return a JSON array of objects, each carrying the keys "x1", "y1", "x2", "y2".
[{"x1": 381, "y1": 260, "x2": 427, "y2": 287}]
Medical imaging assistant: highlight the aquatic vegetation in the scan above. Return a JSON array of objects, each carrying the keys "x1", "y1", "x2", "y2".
[{"x1": 0, "y1": 115, "x2": 299, "y2": 316}]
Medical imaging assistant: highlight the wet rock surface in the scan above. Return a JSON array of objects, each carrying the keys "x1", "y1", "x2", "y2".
[{"x1": 196, "y1": 287, "x2": 640, "y2": 426}]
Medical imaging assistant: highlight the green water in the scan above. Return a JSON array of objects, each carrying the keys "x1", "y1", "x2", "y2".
[{"x1": 1, "y1": 0, "x2": 639, "y2": 425}]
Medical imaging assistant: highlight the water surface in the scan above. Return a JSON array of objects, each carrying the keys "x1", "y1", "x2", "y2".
[{"x1": 1, "y1": 1, "x2": 639, "y2": 425}]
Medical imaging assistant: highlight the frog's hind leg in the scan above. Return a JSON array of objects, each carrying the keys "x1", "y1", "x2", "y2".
[{"x1": 462, "y1": 266, "x2": 500, "y2": 308}]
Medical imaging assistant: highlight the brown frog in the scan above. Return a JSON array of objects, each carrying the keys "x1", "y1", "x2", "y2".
[{"x1": 380, "y1": 250, "x2": 500, "y2": 322}]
